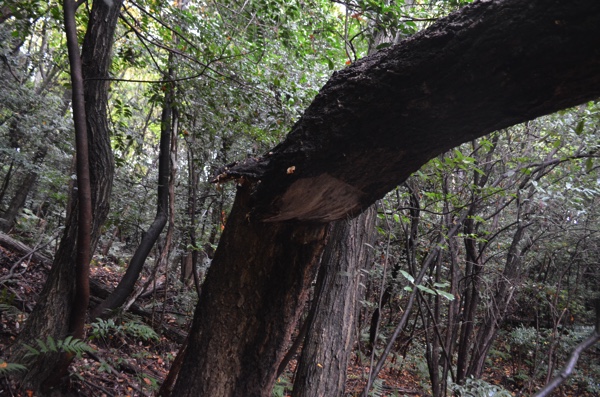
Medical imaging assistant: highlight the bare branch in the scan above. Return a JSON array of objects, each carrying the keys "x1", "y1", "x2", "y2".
[{"x1": 534, "y1": 299, "x2": 600, "y2": 397}]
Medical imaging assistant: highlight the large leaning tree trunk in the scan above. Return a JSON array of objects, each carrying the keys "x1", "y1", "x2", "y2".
[
  {"x1": 9, "y1": 0, "x2": 121, "y2": 392},
  {"x1": 169, "y1": 1, "x2": 600, "y2": 396},
  {"x1": 291, "y1": 21, "x2": 388, "y2": 394}
]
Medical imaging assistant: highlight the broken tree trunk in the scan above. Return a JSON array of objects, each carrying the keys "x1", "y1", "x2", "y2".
[
  {"x1": 217, "y1": 0, "x2": 600, "y2": 223},
  {"x1": 170, "y1": 1, "x2": 600, "y2": 396}
]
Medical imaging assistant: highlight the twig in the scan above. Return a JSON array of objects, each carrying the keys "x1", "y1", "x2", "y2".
[
  {"x1": 77, "y1": 375, "x2": 116, "y2": 397},
  {"x1": 533, "y1": 331, "x2": 600, "y2": 397},
  {"x1": 84, "y1": 350, "x2": 147, "y2": 395},
  {"x1": 365, "y1": 201, "x2": 393, "y2": 387},
  {"x1": 362, "y1": 211, "x2": 468, "y2": 397},
  {"x1": 534, "y1": 299, "x2": 600, "y2": 397}
]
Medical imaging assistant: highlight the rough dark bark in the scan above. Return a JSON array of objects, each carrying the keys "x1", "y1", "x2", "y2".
[
  {"x1": 170, "y1": 1, "x2": 600, "y2": 396},
  {"x1": 170, "y1": 184, "x2": 329, "y2": 397},
  {"x1": 29, "y1": 0, "x2": 96, "y2": 386},
  {"x1": 80, "y1": 0, "x2": 118, "y2": 238},
  {"x1": 292, "y1": 208, "x2": 376, "y2": 397},
  {"x1": 8, "y1": 0, "x2": 121, "y2": 392},
  {"x1": 217, "y1": 0, "x2": 600, "y2": 223}
]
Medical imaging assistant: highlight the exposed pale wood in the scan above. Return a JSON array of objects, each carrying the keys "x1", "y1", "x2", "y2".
[
  {"x1": 220, "y1": 0, "x2": 600, "y2": 223},
  {"x1": 171, "y1": 0, "x2": 600, "y2": 395}
]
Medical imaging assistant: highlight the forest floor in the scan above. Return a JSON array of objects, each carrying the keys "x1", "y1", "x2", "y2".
[{"x1": 0, "y1": 236, "x2": 595, "y2": 396}]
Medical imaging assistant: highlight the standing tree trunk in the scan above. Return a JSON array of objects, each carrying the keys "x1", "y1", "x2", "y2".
[
  {"x1": 292, "y1": 15, "x2": 387, "y2": 391},
  {"x1": 92, "y1": 80, "x2": 174, "y2": 318},
  {"x1": 48, "y1": 0, "x2": 94, "y2": 384},
  {"x1": 169, "y1": 184, "x2": 329, "y2": 396},
  {"x1": 466, "y1": 221, "x2": 534, "y2": 378},
  {"x1": 183, "y1": 130, "x2": 201, "y2": 286},
  {"x1": 292, "y1": 208, "x2": 376, "y2": 397},
  {"x1": 167, "y1": 1, "x2": 600, "y2": 396},
  {"x1": 9, "y1": 0, "x2": 121, "y2": 392},
  {"x1": 456, "y1": 198, "x2": 485, "y2": 383},
  {"x1": 1, "y1": 146, "x2": 47, "y2": 232}
]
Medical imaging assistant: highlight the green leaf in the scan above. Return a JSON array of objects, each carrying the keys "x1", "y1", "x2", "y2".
[
  {"x1": 0, "y1": 361, "x2": 27, "y2": 375},
  {"x1": 437, "y1": 290, "x2": 455, "y2": 301},
  {"x1": 574, "y1": 120, "x2": 584, "y2": 135},
  {"x1": 376, "y1": 42, "x2": 392, "y2": 49},
  {"x1": 35, "y1": 338, "x2": 48, "y2": 353},
  {"x1": 399, "y1": 270, "x2": 414, "y2": 284},
  {"x1": 586, "y1": 157, "x2": 593, "y2": 173},
  {"x1": 61, "y1": 335, "x2": 73, "y2": 349},
  {"x1": 417, "y1": 284, "x2": 436, "y2": 295},
  {"x1": 326, "y1": 57, "x2": 335, "y2": 70},
  {"x1": 47, "y1": 336, "x2": 57, "y2": 352},
  {"x1": 23, "y1": 344, "x2": 40, "y2": 358}
]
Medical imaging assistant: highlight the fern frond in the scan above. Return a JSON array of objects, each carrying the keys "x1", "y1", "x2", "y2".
[
  {"x1": 35, "y1": 338, "x2": 49, "y2": 353},
  {"x1": 0, "y1": 303, "x2": 21, "y2": 317},
  {"x1": 123, "y1": 321, "x2": 160, "y2": 342},
  {"x1": 0, "y1": 360, "x2": 27, "y2": 375},
  {"x1": 22, "y1": 336, "x2": 94, "y2": 358},
  {"x1": 47, "y1": 335, "x2": 57, "y2": 352},
  {"x1": 60, "y1": 336, "x2": 95, "y2": 357},
  {"x1": 371, "y1": 379, "x2": 385, "y2": 397},
  {"x1": 23, "y1": 343, "x2": 40, "y2": 358}
]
